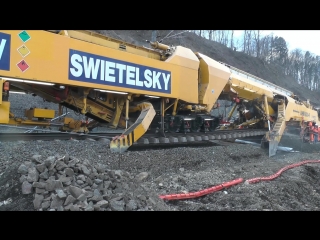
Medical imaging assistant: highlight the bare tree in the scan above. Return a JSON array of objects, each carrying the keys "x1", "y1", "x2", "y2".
[{"x1": 253, "y1": 30, "x2": 261, "y2": 58}]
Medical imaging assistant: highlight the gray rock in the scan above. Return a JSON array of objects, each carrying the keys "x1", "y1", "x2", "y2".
[
  {"x1": 90, "y1": 195, "x2": 103, "y2": 202},
  {"x1": 76, "y1": 180, "x2": 84, "y2": 185},
  {"x1": 55, "y1": 161, "x2": 68, "y2": 171},
  {"x1": 58, "y1": 176, "x2": 71, "y2": 183},
  {"x1": 36, "y1": 188, "x2": 46, "y2": 194},
  {"x1": 108, "y1": 170, "x2": 115, "y2": 179},
  {"x1": 41, "y1": 201, "x2": 50, "y2": 210},
  {"x1": 64, "y1": 168, "x2": 74, "y2": 177},
  {"x1": 93, "y1": 205, "x2": 101, "y2": 211},
  {"x1": 94, "y1": 179, "x2": 103, "y2": 185},
  {"x1": 109, "y1": 199, "x2": 125, "y2": 211},
  {"x1": 48, "y1": 170, "x2": 55, "y2": 177},
  {"x1": 64, "y1": 154, "x2": 70, "y2": 163},
  {"x1": 36, "y1": 163, "x2": 47, "y2": 173},
  {"x1": 33, "y1": 194, "x2": 44, "y2": 210},
  {"x1": 77, "y1": 194, "x2": 87, "y2": 202},
  {"x1": 84, "y1": 191, "x2": 94, "y2": 198},
  {"x1": 57, "y1": 206, "x2": 64, "y2": 211},
  {"x1": 39, "y1": 170, "x2": 49, "y2": 180},
  {"x1": 64, "y1": 195, "x2": 76, "y2": 205},
  {"x1": 81, "y1": 165, "x2": 91, "y2": 176},
  {"x1": 31, "y1": 154, "x2": 42, "y2": 164},
  {"x1": 56, "y1": 189, "x2": 67, "y2": 199},
  {"x1": 96, "y1": 200, "x2": 109, "y2": 208},
  {"x1": 19, "y1": 175, "x2": 27, "y2": 183},
  {"x1": 77, "y1": 174, "x2": 86, "y2": 182},
  {"x1": 67, "y1": 160, "x2": 76, "y2": 168},
  {"x1": 104, "y1": 181, "x2": 111, "y2": 189},
  {"x1": 63, "y1": 181, "x2": 72, "y2": 186},
  {"x1": 86, "y1": 177, "x2": 93, "y2": 186},
  {"x1": 125, "y1": 200, "x2": 138, "y2": 211},
  {"x1": 85, "y1": 206, "x2": 94, "y2": 211},
  {"x1": 27, "y1": 167, "x2": 39, "y2": 182},
  {"x1": 97, "y1": 174, "x2": 106, "y2": 180},
  {"x1": 154, "y1": 176, "x2": 163, "y2": 184},
  {"x1": 32, "y1": 182, "x2": 46, "y2": 189},
  {"x1": 43, "y1": 195, "x2": 52, "y2": 201},
  {"x1": 70, "y1": 205, "x2": 80, "y2": 211},
  {"x1": 92, "y1": 183, "x2": 98, "y2": 189},
  {"x1": 49, "y1": 209, "x2": 56, "y2": 211},
  {"x1": 22, "y1": 181, "x2": 33, "y2": 194},
  {"x1": 44, "y1": 156, "x2": 55, "y2": 167},
  {"x1": 69, "y1": 185, "x2": 83, "y2": 199},
  {"x1": 137, "y1": 195, "x2": 147, "y2": 201},
  {"x1": 24, "y1": 161, "x2": 35, "y2": 168},
  {"x1": 95, "y1": 164, "x2": 107, "y2": 173},
  {"x1": 93, "y1": 189, "x2": 101, "y2": 196},
  {"x1": 64, "y1": 203, "x2": 73, "y2": 211},
  {"x1": 79, "y1": 200, "x2": 89, "y2": 209},
  {"x1": 135, "y1": 172, "x2": 149, "y2": 182},
  {"x1": 17, "y1": 164, "x2": 28, "y2": 174},
  {"x1": 50, "y1": 195, "x2": 64, "y2": 209},
  {"x1": 114, "y1": 170, "x2": 123, "y2": 178},
  {"x1": 45, "y1": 180, "x2": 63, "y2": 191}
]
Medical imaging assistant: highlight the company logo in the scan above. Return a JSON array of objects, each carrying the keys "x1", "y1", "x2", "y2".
[
  {"x1": 0, "y1": 32, "x2": 11, "y2": 71},
  {"x1": 68, "y1": 49, "x2": 171, "y2": 94}
]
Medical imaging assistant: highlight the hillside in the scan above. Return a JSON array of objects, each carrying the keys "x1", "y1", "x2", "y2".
[{"x1": 94, "y1": 30, "x2": 320, "y2": 107}]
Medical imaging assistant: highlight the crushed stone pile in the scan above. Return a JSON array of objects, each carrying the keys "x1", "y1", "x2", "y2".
[{"x1": 16, "y1": 154, "x2": 170, "y2": 211}]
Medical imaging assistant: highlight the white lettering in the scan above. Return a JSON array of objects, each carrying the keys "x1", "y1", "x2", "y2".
[
  {"x1": 126, "y1": 66, "x2": 135, "y2": 85},
  {"x1": 105, "y1": 61, "x2": 116, "y2": 82},
  {"x1": 116, "y1": 63, "x2": 126, "y2": 84},
  {"x1": 135, "y1": 68, "x2": 143, "y2": 86},
  {"x1": 0, "y1": 39, "x2": 6, "y2": 61},
  {"x1": 83, "y1": 56, "x2": 100, "y2": 79},
  {"x1": 70, "y1": 54, "x2": 83, "y2": 77},
  {"x1": 144, "y1": 69, "x2": 152, "y2": 88},
  {"x1": 100, "y1": 60, "x2": 105, "y2": 81},
  {"x1": 153, "y1": 71, "x2": 162, "y2": 89},
  {"x1": 162, "y1": 73, "x2": 170, "y2": 90}
]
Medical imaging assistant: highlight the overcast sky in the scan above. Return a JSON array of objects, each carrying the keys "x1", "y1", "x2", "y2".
[{"x1": 233, "y1": 30, "x2": 320, "y2": 56}]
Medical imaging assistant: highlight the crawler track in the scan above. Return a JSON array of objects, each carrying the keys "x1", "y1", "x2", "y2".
[{"x1": 0, "y1": 129, "x2": 267, "y2": 151}]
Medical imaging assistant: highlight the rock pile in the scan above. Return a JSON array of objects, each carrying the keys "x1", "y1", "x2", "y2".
[{"x1": 17, "y1": 154, "x2": 166, "y2": 211}]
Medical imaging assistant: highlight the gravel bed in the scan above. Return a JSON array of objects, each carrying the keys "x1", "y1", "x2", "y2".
[{"x1": 1, "y1": 139, "x2": 320, "y2": 211}]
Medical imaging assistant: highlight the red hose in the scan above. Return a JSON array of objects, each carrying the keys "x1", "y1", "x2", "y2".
[
  {"x1": 159, "y1": 178, "x2": 243, "y2": 201},
  {"x1": 246, "y1": 160, "x2": 320, "y2": 184},
  {"x1": 159, "y1": 160, "x2": 320, "y2": 201}
]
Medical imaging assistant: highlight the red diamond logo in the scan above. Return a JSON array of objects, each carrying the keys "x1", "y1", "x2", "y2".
[{"x1": 17, "y1": 60, "x2": 29, "y2": 72}]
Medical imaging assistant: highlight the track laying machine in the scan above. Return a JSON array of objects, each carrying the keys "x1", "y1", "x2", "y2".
[{"x1": 1, "y1": 30, "x2": 320, "y2": 157}]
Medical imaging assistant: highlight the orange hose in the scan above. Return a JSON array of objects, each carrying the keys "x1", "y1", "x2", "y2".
[{"x1": 159, "y1": 178, "x2": 243, "y2": 201}]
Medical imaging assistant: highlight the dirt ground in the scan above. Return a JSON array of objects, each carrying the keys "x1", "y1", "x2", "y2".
[{"x1": 1, "y1": 139, "x2": 320, "y2": 211}]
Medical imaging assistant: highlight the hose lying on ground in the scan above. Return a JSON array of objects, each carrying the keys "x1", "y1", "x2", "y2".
[
  {"x1": 159, "y1": 160, "x2": 320, "y2": 201},
  {"x1": 159, "y1": 178, "x2": 243, "y2": 201},
  {"x1": 245, "y1": 160, "x2": 320, "y2": 184}
]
